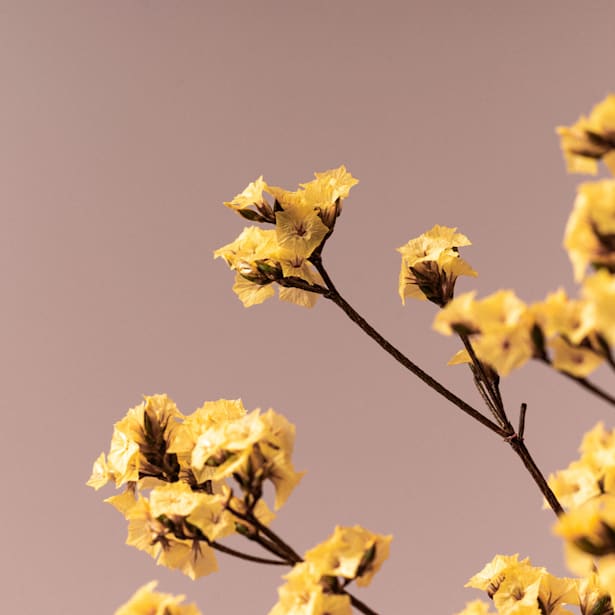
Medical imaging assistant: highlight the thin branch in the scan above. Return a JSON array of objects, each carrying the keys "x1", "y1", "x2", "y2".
[
  {"x1": 518, "y1": 403, "x2": 527, "y2": 440},
  {"x1": 348, "y1": 593, "x2": 379, "y2": 615},
  {"x1": 209, "y1": 540, "x2": 288, "y2": 566},
  {"x1": 506, "y1": 436, "x2": 564, "y2": 516},
  {"x1": 459, "y1": 333, "x2": 507, "y2": 426},
  {"x1": 300, "y1": 262, "x2": 507, "y2": 437},
  {"x1": 301, "y1": 258, "x2": 564, "y2": 517},
  {"x1": 538, "y1": 357, "x2": 615, "y2": 406}
]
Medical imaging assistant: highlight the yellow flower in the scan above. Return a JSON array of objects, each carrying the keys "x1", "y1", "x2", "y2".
[
  {"x1": 580, "y1": 422, "x2": 615, "y2": 473},
  {"x1": 434, "y1": 290, "x2": 534, "y2": 376},
  {"x1": 397, "y1": 225, "x2": 477, "y2": 306},
  {"x1": 87, "y1": 452, "x2": 111, "y2": 490},
  {"x1": 466, "y1": 554, "x2": 532, "y2": 592},
  {"x1": 88, "y1": 394, "x2": 184, "y2": 489},
  {"x1": 577, "y1": 573, "x2": 613, "y2": 615},
  {"x1": 564, "y1": 180, "x2": 615, "y2": 281},
  {"x1": 492, "y1": 569, "x2": 541, "y2": 615},
  {"x1": 557, "y1": 95, "x2": 615, "y2": 175},
  {"x1": 214, "y1": 226, "x2": 281, "y2": 283},
  {"x1": 268, "y1": 562, "x2": 352, "y2": 615},
  {"x1": 268, "y1": 165, "x2": 359, "y2": 230},
  {"x1": 548, "y1": 336, "x2": 604, "y2": 378},
  {"x1": 529, "y1": 289, "x2": 595, "y2": 345},
  {"x1": 156, "y1": 537, "x2": 218, "y2": 580},
  {"x1": 114, "y1": 581, "x2": 202, "y2": 615},
  {"x1": 224, "y1": 176, "x2": 276, "y2": 223},
  {"x1": 547, "y1": 459, "x2": 602, "y2": 510},
  {"x1": 275, "y1": 202, "x2": 329, "y2": 258},
  {"x1": 168, "y1": 398, "x2": 247, "y2": 473},
  {"x1": 304, "y1": 525, "x2": 392, "y2": 587},
  {"x1": 554, "y1": 495, "x2": 615, "y2": 577},
  {"x1": 123, "y1": 493, "x2": 220, "y2": 579}
]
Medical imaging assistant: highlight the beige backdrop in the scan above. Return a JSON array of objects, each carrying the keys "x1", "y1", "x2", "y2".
[{"x1": 4, "y1": 2, "x2": 615, "y2": 613}]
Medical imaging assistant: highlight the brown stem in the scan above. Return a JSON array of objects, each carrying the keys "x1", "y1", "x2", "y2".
[
  {"x1": 298, "y1": 262, "x2": 506, "y2": 438},
  {"x1": 506, "y1": 436, "x2": 564, "y2": 516},
  {"x1": 227, "y1": 503, "x2": 302, "y2": 564},
  {"x1": 208, "y1": 540, "x2": 288, "y2": 566},
  {"x1": 348, "y1": 593, "x2": 379, "y2": 615},
  {"x1": 305, "y1": 258, "x2": 563, "y2": 517},
  {"x1": 538, "y1": 357, "x2": 615, "y2": 406},
  {"x1": 459, "y1": 333, "x2": 507, "y2": 426}
]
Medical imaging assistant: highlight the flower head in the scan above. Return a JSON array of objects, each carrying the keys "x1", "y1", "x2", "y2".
[{"x1": 398, "y1": 225, "x2": 477, "y2": 306}]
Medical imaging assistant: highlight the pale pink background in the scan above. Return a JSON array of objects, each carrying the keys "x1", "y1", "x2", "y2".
[{"x1": 4, "y1": 2, "x2": 615, "y2": 613}]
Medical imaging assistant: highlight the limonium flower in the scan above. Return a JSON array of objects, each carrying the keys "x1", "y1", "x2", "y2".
[
  {"x1": 434, "y1": 290, "x2": 534, "y2": 376},
  {"x1": 397, "y1": 225, "x2": 477, "y2": 306},
  {"x1": 216, "y1": 166, "x2": 358, "y2": 307},
  {"x1": 564, "y1": 180, "x2": 615, "y2": 281},
  {"x1": 557, "y1": 94, "x2": 615, "y2": 175}
]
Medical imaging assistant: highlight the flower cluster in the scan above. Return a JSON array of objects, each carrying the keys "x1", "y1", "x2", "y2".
[
  {"x1": 551, "y1": 423, "x2": 615, "y2": 593},
  {"x1": 215, "y1": 166, "x2": 358, "y2": 307},
  {"x1": 455, "y1": 554, "x2": 611, "y2": 615},
  {"x1": 88, "y1": 394, "x2": 303, "y2": 579},
  {"x1": 270, "y1": 526, "x2": 392, "y2": 615},
  {"x1": 397, "y1": 224, "x2": 477, "y2": 306},
  {"x1": 557, "y1": 95, "x2": 615, "y2": 176}
]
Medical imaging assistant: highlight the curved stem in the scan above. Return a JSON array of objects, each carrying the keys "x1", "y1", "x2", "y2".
[
  {"x1": 209, "y1": 540, "x2": 288, "y2": 566},
  {"x1": 538, "y1": 357, "x2": 615, "y2": 406},
  {"x1": 303, "y1": 261, "x2": 506, "y2": 438},
  {"x1": 305, "y1": 258, "x2": 563, "y2": 517}
]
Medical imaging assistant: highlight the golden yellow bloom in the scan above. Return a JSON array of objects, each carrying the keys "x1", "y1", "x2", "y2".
[
  {"x1": 123, "y1": 493, "x2": 220, "y2": 579},
  {"x1": 89, "y1": 394, "x2": 183, "y2": 490},
  {"x1": 530, "y1": 289, "x2": 595, "y2": 345},
  {"x1": 434, "y1": 290, "x2": 534, "y2": 376},
  {"x1": 580, "y1": 422, "x2": 615, "y2": 473},
  {"x1": 466, "y1": 555, "x2": 577, "y2": 615},
  {"x1": 397, "y1": 225, "x2": 477, "y2": 306},
  {"x1": 555, "y1": 495, "x2": 615, "y2": 578},
  {"x1": 224, "y1": 176, "x2": 276, "y2": 223},
  {"x1": 115, "y1": 581, "x2": 201, "y2": 615},
  {"x1": 268, "y1": 562, "x2": 352, "y2": 615},
  {"x1": 268, "y1": 165, "x2": 359, "y2": 230},
  {"x1": 492, "y1": 569, "x2": 541, "y2": 615},
  {"x1": 547, "y1": 460, "x2": 602, "y2": 511},
  {"x1": 577, "y1": 573, "x2": 614, "y2": 615},
  {"x1": 87, "y1": 452, "x2": 111, "y2": 490},
  {"x1": 157, "y1": 537, "x2": 218, "y2": 580},
  {"x1": 564, "y1": 180, "x2": 615, "y2": 281},
  {"x1": 557, "y1": 95, "x2": 615, "y2": 175},
  {"x1": 466, "y1": 554, "x2": 533, "y2": 592},
  {"x1": 168, "y1": 398, "x2": 247, "y2": 468},
  {"x1": 148, "y1": 482, "x2": 235, "y2": 542},
  {"x1": 275, "y1": 202, "x2": 329, "y2": 258},
  {"x1": 188, "y1": 406, "x2": 304, "y2": 509},
  {"x1": 549, "y1": 336, "x2": 604, "y2": 378},
  {"x1": 215, "y1": 226, "x2": 281, "y2": 282},
  {"x1": 304, "y1": 525, "x2": 392, "y2": 588}
]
